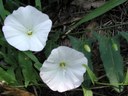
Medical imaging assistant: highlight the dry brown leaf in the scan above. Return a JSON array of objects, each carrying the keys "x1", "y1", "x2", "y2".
[
  {"x1": 72, "y1": 0, "x2": 106, "y2": 9},
  {"x1": 86, "y1": 21, "x2": 98, "y2": 30},
  {"x1": 0, "y1": 82, "x2": 35, "y2": 96},
  {"x1": 85, "y1": 21, "x2": 98, "y2": 37}
]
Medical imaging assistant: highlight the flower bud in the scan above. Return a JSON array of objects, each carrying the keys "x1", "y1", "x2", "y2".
[
  {"x1": 112, "y1": 43, "x2": 118, "y2": 51},
  {"x1": 84, "y1": 44, "x2": 91, "y2": 52}
]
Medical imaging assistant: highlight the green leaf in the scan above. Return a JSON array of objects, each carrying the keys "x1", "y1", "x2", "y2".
[
  {"x1": 0, "y1": 51, "x2": 17, "y2": 68},
  {"x1": 23, "y1": 51, "x2": 42, "y2": 70},
  {"x1": 44, "y1": 32, "x2": 60, "y2": 57},
  {"x1": 44, "y1": 40, "x2": 58, "y2": 57},
  {"x1": 0, "y1": 67, "x2": 16, "y2": 84},
  {"x1": 70, "y1": 0, "x2": 127, "y2": 30},
  {"x1": 35, "y1": 0, "x2": 42, "y2": 10},
  {"x1": 68, "y1": 35, "x2": 84, "y2": 51},
  {"x1": 94, "y1": 33, "x2": 124, "y2": 92},
  {"x1": 83, "y1": 64, "x2": 97, "y2": 84},
  {"x1": 23, "y1": 51, "x2": 39, "y2": 63},
  {"x1": 18, "y1": 52, "x2": 39, "y2": 87},
  {"x1": 124, "y1": 69, "x2": 128, "y2": 85},
  {"x1": 82, "y1": 86, "x2": 93, "y2": 96},
  {"x1": 120, "y1": 32, "x2": 128, "y2": 42}
]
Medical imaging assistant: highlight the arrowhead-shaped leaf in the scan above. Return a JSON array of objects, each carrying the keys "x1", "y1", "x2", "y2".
[{"x1": 94, "y1": 33, "x2": 124, "y2": 92}]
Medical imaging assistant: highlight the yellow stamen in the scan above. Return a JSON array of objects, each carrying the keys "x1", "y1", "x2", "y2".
[
  {"x1": 27, "y1": 31, "x2": 33, "y2": 36},
  {"x1": 59, "y1": 62, "x2": 66, "y2": 68}
]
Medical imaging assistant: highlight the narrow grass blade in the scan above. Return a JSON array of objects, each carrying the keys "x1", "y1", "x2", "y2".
[
  {"x1": 124, "y1": 69, "x2": 128, "y2": 85},
  {"x1": 83, "y1": 64, "x2": 97, "y2": 84},
  {"x1": 0, "y1": 0, "x2": 6, "y2": 20}
]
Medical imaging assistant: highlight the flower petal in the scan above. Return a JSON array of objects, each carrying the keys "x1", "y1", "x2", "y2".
[
  {"x1": 29, "y1": 35, "x2": 44, "y2": 51},
  {"x1": 2, "y1": 26, "x2": 25, "y2": 38},
  {"x1": 11, "y1": 5, "x2": 50, "y2": 28},
  {"x1": 24, "y1": 6, "x2": 50, "y2": 27},
  {"x1": 3, "y1": 15, "x2": 26, "y2": 33},
  {"x1": 33, "y1": 20, "x2": 52, "y2": 47},
  {"x1": 6, "y1": 34, "x2": 29, "y2": 51}
]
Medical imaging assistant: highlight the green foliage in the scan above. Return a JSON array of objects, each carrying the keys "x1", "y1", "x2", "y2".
[
  {"x1": 83, "y1": 64, "x2": 97, "y2": 84},
  {"x1": 124, "y1": 69, "x2": 128, "y2": 85},
  {"x1": 0, "y1": 67, "x2": 17, "y2": 84},
  {"x1": 24, "y1": 51, "x2": 42, "y2": 70},
  {"x1": 0, "y1": 43, "x2": 40, "y2": 87},
  {"x1": 18, "y1": 52, "x2": 39, "y2": 87},
  {"x1": 35, "y1": 0, "x2": 42, "y2": 10},
  {"x1": 44, "y1": 31, "x2": 60, "y2": 57},
  {"x1": 82, "y1": 87, "x2": 93, "y2": 96},
  {"x1": 120, "y1": 32, "x2": 128, "y2": 42},
  {"x1": 94, "y1": 32, "x2": 124, "y2": 92}
]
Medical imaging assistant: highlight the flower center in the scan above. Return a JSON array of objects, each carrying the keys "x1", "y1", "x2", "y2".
[
  {"x1": 59, "y1": 62, "x2": 66, "y2": 68},
  {"x1": 27, "y1": 30, "x2": 33, "y2": 36}
]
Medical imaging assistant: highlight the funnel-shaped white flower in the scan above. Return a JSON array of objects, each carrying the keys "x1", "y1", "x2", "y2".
[
  {"x1": 40, "y1": 46, "x2": 88, "y2": 92},
  {"x1": 2, "y1": 5, "x2": 52, "y2": 51}
]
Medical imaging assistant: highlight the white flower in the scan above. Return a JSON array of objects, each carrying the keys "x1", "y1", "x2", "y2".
[
  {"x1": 40, "y1": 46, "x2": 88, "y2": 92},
  {"x1": 2, "y1": 5, "x2": 52, "y2": 51}
]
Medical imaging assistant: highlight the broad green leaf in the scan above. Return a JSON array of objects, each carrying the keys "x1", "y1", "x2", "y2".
[
  {"x1": 83, "y1": 64, "x2": 97, "y2": 84},
  {"x1": 18, "y1": 52, "x2": 39, "y2": 87},
  {"x1": 94, "y1": 33, "x2": 124, "y2": 92},
  {"x1": 82, "y1": 87, "x2": 93, "y2": 96},
  {"x1": 35, "y1": 0, "x2": 42, "y2": 10},
  {"x1": 69, "y1": 35, "x2": 84, "y2": 51},
  {"x1": 15, "y1": 66, "x2": 24, "y2": 85},
  {"x1": 124, "y1": 69, "x2": 128, "y2": 85},
  {"x1": 23, "y1": 51, "x2": 42, "y2": 70},
  {"x1": 0, "y1": 67, "x2": 16, "y2": 84},
  {"x1": 69, "y1": 0, "x2": 127, "y2": 31}
]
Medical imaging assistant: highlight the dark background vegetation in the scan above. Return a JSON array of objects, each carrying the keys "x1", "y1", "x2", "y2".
[{"x1": 1, "y1": 0, "x2": 128, "y2": 96}]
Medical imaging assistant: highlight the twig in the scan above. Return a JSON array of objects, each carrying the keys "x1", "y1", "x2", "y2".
[{"x1": 95, "y1": 22, "x2": 128, "y2": 30}]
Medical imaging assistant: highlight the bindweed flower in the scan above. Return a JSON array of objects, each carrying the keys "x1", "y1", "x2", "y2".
[
  {"x1": 2, "y1": 5, "x2": 52, "y2": 51},
  {"x1": 40, "y1": 46, "x2": 88, "y2": 92}
]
